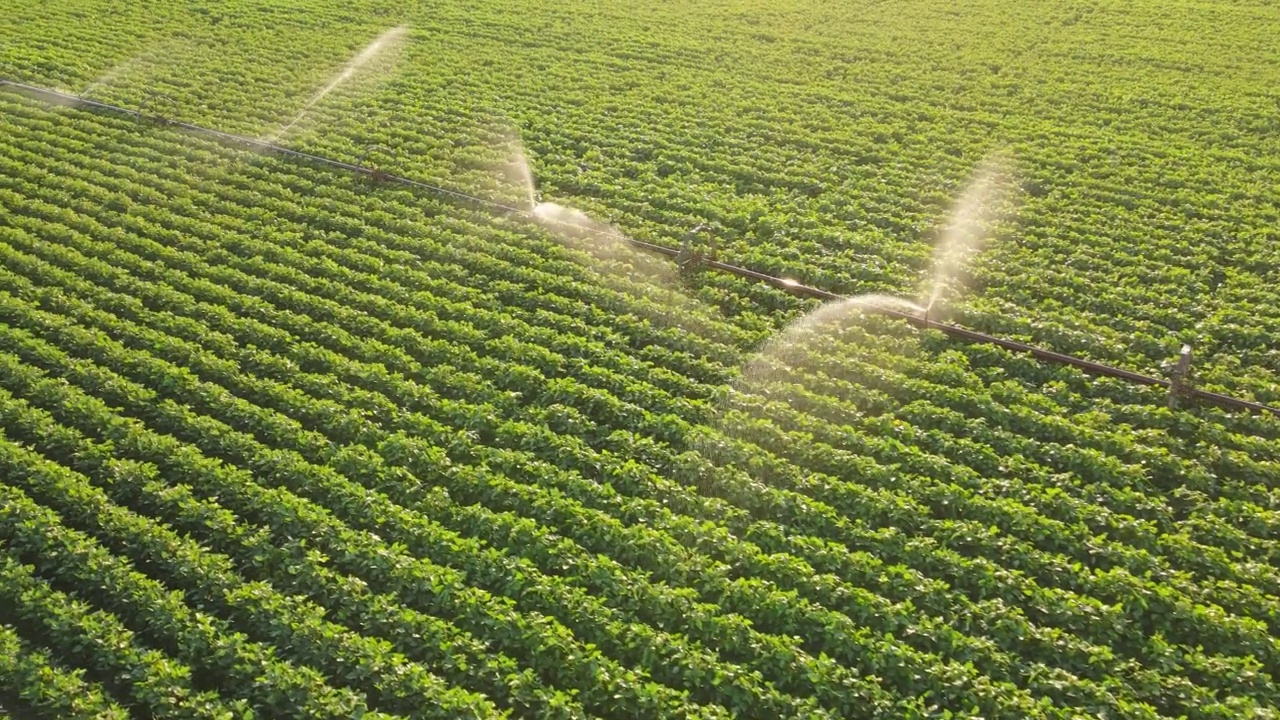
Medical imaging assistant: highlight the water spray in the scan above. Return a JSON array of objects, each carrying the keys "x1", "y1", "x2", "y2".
[
  {"x1": 263, "y1": 25, "x2": 407, "y2": 144},
  {"x1": 2, "y1": 79, "x2": 1274, "y2": 417},
  {"x1": 734, "y1": 151, "x2": 1012, "y2": 405},
  {"x1": 504, "y1": 135, "x2": 539, "y2": 212},
  {"x1": 920, "y1": 151, "x2": 1015, "y2": 322},
  {"x1": 530, "y1": 201, "x2": 680, "y2": 286}
]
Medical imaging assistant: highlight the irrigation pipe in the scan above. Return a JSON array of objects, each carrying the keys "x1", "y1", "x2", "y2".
[{"x1": 2, "y1": 79, "x2": 1276, "y2": 418}]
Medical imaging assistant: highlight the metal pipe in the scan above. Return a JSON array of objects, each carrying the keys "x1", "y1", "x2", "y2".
[{"x1": 3, "y1": 80, "x2": 1277, "y2": 417}]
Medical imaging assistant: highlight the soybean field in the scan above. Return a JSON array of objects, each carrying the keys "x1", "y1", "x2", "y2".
[{"x1": 1, "y1": 1, "x2": 1279, "y2": 718}]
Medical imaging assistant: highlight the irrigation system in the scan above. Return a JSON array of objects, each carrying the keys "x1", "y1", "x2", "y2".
[{"x1": 3, "y1": 79, "x2": 1277, "y2": 418}]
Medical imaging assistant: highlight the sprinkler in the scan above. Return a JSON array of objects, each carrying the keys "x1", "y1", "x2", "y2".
[
  {"x1": 138, "y1": 91, "x2": 180, "y2": 125},
  {"x1": 356, "y1": 143, "x2": 397, "y2": 183},
  {"x1": 1166, "y1": 344, "x2": 1194, "y2": 410},
  {"x1": 676, "y1": 223, "x2": 717, "y2": 274}
]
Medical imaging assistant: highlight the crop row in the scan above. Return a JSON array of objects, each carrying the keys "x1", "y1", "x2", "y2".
[
  {"x1": 0, "y1": 256, "x2": 1054, "y2": 712},
  {"x1": 0, "y1": 622, "x2": 131, "y2": 720},
  {"x1": 0, "y1": 185, "x2": 1162, "y2": 717},
  {"x1": 753, "y1": 343, "x2": 1280, "y2": 558},
  {"x1": 0, "y1": 167, "x2": 1269, "y2": 712},
  {"x1": 7, "y1": 89, "x2": 1269, "y2": 484},
  {"x1": 0, "y1": 481, "x2": 395, "y2": 720},
  {"x1": 729, "y1": 348, "x2": 1280, "y2": 593},
  {"x1": 0, "y1": 212, "x2": 1264, "y2": 712},
  {"x1": 0, "y1": 91, "x2": 763, "y2": 362},
  {"x1": 2, "y1": 82, "x2": 1280, "y2": 712},
  {"x1": 0, "y1": 392, "x2": 584, "y2": 719},
  {"x1": 5, "y1": 105, "x2": 1264, "y2": 538},
  {"x1": 2, "y1": 202, "x2": 1269, "y2": 681},
  {"x1": 0, "y1": 334, "x2": 735, "y2": 719},
  {"x1": 7, "y1": 1, "x2": 1277, "y2": 404}
]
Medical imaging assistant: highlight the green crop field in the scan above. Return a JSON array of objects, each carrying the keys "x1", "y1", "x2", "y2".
[{"x1": 2, "y1": 0, "x2": 1279, "y2": 718}]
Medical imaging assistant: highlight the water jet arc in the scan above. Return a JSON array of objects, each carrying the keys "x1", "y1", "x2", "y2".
[
  {"x1": 920, "y1": 151, "x2": 1015, "y2": 319},
  {"x1": 264, "y1": 25, "x2": 407, "y2": 143}
]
